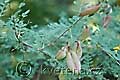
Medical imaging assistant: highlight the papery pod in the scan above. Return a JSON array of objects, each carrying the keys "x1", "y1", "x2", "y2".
[
  {"x1": 80, "y1": 25, "x2": 90, "y2": 42},
  {"x1": 71, "y1": 51, "x2": 81, "y2": 74},
  {"x1": 55, "y1": 46, "x2": 67, "y2": 60},
  {"x1": 102, "y1": 15, "x2": 111, "y2": 28},
  {"x1": 75, "y1": 41, "x2": 82, "y2": 59},
  {"x1": 79, "y1": 4, "x2": 100, "y2": 17},
  {"x1": 66, "y1": 46, "x2": 75, "y2": 73}
]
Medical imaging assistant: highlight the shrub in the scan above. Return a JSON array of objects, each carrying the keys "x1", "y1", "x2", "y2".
[{"x1": 0, "y1": 0, "x2": 120, "y2": 80}]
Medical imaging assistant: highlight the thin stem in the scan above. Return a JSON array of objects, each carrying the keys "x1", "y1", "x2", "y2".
[
  {"x1": 99, "y1": 45, "x2": 120, "y2": 66},
  {"x1": 38, "y1": 17, "x2": 83, "y2": 51}
]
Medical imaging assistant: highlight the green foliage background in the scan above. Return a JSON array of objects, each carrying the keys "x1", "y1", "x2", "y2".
[{"x1": 0, "y1": 0, "x2": 120, "y2": 80}]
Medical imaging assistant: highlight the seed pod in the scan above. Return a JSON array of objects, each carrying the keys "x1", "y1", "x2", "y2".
[
  {"x1": 80, "y1": 25, "x2": 90, "y2": 42},
  {"x1": 102, "y1": 15, "x2": 111, "y2": 28},
  {"x1": 55, "y1": 46, "x2": 67, "y2": 60},
  {"x1": 71, "y1": 51, "x2": 81, "y2": 74},
  {"x1": 79, "y1": 4, "x2": 100, "y2": 17},
  {"x1": 75, "y1": 41, "x2": 82, "y2": 59},
  {"x1": 66, "y1": 46, "x2": 75, "y2": 73}
]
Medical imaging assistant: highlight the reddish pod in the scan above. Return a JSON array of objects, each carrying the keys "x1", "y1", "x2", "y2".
[
  {"x1": 79, "y1": 4, "x2": 100, "y2": 17},
  {"x1": 103, "y1": 15, "x2": 111, "y2": 28}
]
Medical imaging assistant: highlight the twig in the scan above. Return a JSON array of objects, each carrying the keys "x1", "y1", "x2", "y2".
[
  {"x1": 90, "y1": 67, "x2": 102, "y2": 71},
  {"x1": 12, "y1": 15, "x2": 83, "y2": 58},
  {"x1": 22, "y1": 42, "x2": 33, "y2": 48},
  {"x1": 99, "y1": 45, "x2": 120, "y2": 66},
  {"x1": 38, "y1": 17, "x2": 83, "y2": 51}
]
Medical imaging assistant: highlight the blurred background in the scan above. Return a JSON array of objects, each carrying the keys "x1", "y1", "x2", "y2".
[
  {"x1": 1, "y1": 0, "x2": 120, "y2": 25},
  {"x1": 1, "y1": 0, "x2": 74, "y2": 25}
]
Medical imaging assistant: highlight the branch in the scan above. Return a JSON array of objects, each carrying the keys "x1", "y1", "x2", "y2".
[
  {"x1": 99, "y1": 45, "x2": 120, "y2": 66},
  {"x1": 38, "y1": 17, "x2": 83, "y2": 51}
]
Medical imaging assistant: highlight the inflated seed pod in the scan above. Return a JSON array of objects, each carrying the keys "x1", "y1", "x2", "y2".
[
  {"x1": 55, "y1": 46, "x2": 67, "y2": 60},
  {"x1": 71, "y1": 51, "x2": 81, "y2": 74},
  {"x1": 75, "y1": 41, "x2": 82, "y2": 59},
  {"x1": 79, "y1": 4, "x2": 100, "y2": 17},
  {"x1": 102, "y1": 15, "x2": 111, "y2": 28},
  {"x1": 80, "y1": 26, "x2": 90, "y2": 42},
  {"x1": 66, "y1": 46, "x2": 75, "y2": 73}
]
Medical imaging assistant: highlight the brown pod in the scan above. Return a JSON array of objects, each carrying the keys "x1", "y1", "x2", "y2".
[
  {"x1": 66, "y1": 46, "x2": 75, "y2": 73},
  {"x1": 79, "y1": 4, "x2": 100, "y2": 17},
  {"x1": 75, "y1": 41, "x2": 82, "y2": 59},
  {"x1": 103, "y1": 15, "x2": 111, "y2": 28},
  {"x1": 71, "y1": 51, "x2": 81, "y2": 74},
  {"x1": 55, "y1": 46, "x2": 67, "y2": 60}
]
